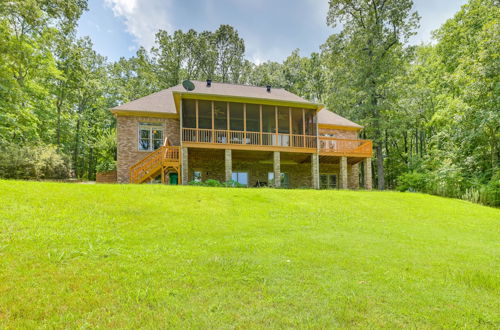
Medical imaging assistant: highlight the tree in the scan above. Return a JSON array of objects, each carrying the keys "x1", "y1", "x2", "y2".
[{"x1": 324, "y1": 0, "x2": 419, "y2": 189}]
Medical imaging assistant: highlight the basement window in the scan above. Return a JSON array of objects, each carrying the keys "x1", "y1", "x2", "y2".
[
  {"x1": 193, "y1": 171, "x2": 202, "y2": 182},
  {"x1": 231, "y1": 172, "x2": 248, "y2": 186},
  {"x1": 138, "y1": 123, "x2": 163, "y2": 151}
]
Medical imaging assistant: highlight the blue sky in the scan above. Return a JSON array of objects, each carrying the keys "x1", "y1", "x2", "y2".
[{"x1": 77, "y1": 0, "x2": 467, "y2": 63}]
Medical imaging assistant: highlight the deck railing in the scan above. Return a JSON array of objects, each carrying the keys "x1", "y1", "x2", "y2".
[
  {"x1": 182, "y1": 128, "x2": 372, "y2": 156},
  {"x1": 182, "y1": 128, "x2": 317, "y2": 149},
  {"x1": 130, "y1": 142, "x2": 180, "y2": 183},
  {"x1": 319, "y1": 137, "x2": 372, "y2": 156}
]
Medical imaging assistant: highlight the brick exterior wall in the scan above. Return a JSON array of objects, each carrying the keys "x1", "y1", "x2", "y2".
[
  {"x1": 319, "y1": 128, "x2": 358, "y2": 139},
  {"x1": 115, "y1": 114, "x2": 365, "y2": 188},
  {"x1": 96, "y1": 170, "x2": 117, "y2": 183},
  {"x1": 186, "y1": 156, "x2": 346, "y2": 189},
  {"x1": 116, "y1": 115, "x2": 180, "y2": 183}
]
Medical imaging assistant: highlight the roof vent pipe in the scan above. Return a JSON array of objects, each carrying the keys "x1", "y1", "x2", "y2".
[
  {"x1": 266, "y1": 85, "x2": 271, "y2": 92},
  {"x1": 206, "y1": 79, "x2": 212, "y2": 87}
]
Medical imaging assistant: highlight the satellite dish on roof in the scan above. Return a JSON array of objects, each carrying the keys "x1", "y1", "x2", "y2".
[{"x1": 182, "y1": 80, "x2": 195, "y2": 91}]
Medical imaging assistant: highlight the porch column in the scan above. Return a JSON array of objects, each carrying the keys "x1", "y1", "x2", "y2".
[
  {"x1": 225, "y1": 149, "x2": 232, "y2": 182},
  {"x1": 273, "y1": 151, "x2": 281, "y2": 188},
  {"x1": 339, "y1": 156, "x2": 348, "y2": 189},
  {"x1": 364, "y1": 157, "x2": 373, "y2": 190},
  {"x1": 181, "y1": 147, "x2": 189, "y2": 185},
  {"x1": 348, "y1": 163, "x2": 360, "y2": 189},
  {"x1": 311, "y1": 153, "x2": 319, "y2": 189}
]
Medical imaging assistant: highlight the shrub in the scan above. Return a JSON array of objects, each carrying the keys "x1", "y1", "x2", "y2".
[
  {"x1": 0, "y1": 143, "x2": 70, "y2": 180},
  {"x1": 462, "y1": 188, "x2": 480, "y2": 204},
  {"x1": 224, "y1": 180, "x2": 245, "y2": 188},
  {"x1": 479, "y1": 174, "x2": 500, "y2": 207},
  {"x1": 396, "y1": 172, "x2": 427, "y2": 192},
  {"x1": 96, "y1": 160, "x2": 116, "y2": 173},
  {"x1": 204, "y1": 179, "x2": 223, "y2": 187},
  {"x1": 187, "y1": 179, "x2": 223, "y2": 187},
  {"x1": 188, "y1": 180, "x2": 204, "y2": 186},
  {"x1": 187, "y1": 179, "x2": 246, "y2": 188}
]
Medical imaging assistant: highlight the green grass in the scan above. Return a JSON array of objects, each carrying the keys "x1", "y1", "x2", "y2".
[{"x1": 0, "y1": 180, "x2": 499, "y2": 328}]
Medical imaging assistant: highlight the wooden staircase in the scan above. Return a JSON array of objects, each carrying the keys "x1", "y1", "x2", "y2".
[{"x1": 130, "y1": 138, "x2": 180, "y2": 184}]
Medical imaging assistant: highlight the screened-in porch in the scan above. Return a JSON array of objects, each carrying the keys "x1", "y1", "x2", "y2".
[{"x1": 181, "y1": 99, "x2": 318, "y2": 150}]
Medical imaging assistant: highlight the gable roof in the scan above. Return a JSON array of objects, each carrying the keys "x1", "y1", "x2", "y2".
[
  {"x1": 110, "y1": 81, "x2": 362, "y2": 130},
  {"x1": 317, "y1": 109, "x2": 363, "y2": 129},
  {"x1": 111, "y1": 81, "x2": 316, "y2": 115}
]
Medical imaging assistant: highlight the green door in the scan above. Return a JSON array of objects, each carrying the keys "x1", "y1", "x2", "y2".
[{"x1": 169, "y1": 173, "x2": 178, "y2": 185}]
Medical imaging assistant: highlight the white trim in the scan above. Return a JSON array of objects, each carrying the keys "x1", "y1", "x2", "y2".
[{"x1": 138, "y1": 122, "x2": 164, "y2": 151}]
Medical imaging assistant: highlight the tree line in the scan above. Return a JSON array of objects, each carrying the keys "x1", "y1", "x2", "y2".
[{"x1": 0, "y1": 0, "x2": 498, "y2": 205}]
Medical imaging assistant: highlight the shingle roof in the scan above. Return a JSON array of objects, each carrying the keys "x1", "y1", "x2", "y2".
[
  {"x1": 317, "y1": 109, "x2": 363, "y2": 129},
  {"x1": 111, "y1": 80, "x2": 313, "y2": 114},
  {"x1": 111, "y1": 81, "x2": 362, "y2": 130},
  {"x1": 111, "y1": 88, "x2": 178, "y2": 114}
]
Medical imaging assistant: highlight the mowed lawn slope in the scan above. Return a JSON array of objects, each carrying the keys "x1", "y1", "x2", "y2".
[{"x1": 0, "y1": 180, "x2": 498, "y2": 328}]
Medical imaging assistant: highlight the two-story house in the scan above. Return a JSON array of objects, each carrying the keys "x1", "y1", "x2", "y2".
[{"x1": 110, "y1": 80, "x2": 373, "y2": 189}]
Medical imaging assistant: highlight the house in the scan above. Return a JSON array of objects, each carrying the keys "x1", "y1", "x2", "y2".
[{"x1": 110, "y1": 80, "x2": 373, "y2": 189}]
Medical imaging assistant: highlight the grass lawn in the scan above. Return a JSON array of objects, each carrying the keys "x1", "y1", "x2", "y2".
[{"x1": 0, "y1": 180, "x2": 499, "y2": 328}]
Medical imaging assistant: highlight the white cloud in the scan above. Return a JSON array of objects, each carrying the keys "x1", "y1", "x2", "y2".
[{"x1": 104, "y1": 0, "x2": 172, "y2": 49}]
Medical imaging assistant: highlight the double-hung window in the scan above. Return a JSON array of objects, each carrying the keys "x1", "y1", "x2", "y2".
[{"x1": 138, "y1": 123, "x2": 164, "y2": 151}]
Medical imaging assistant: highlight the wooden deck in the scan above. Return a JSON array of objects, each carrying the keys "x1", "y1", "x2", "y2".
[
  {"x1": 182, "y1": 128, "x2": 372, "y2": 157},
  {"x1": 130, "y1": 145, "x2": 180, "y2": 184}
]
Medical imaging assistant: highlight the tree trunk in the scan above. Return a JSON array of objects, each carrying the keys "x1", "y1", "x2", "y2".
[
  {"x1": 73, "y1": 118, "x2": 81, "y2": 177},
  {"x1": 376, "y1": 143, "x2": 385, "y2": 190},
  {"x1": 56, "y1": 104, "x2": 61, "y2": 147}
]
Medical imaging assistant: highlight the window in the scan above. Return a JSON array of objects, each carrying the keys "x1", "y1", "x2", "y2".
[
  {"x1": 139, "y1": 123, "x2": 163, "y2": 151},
  {"x1": 193, "y1": 171, "x2": 202, "y2": 182},
  {"x1": 268, "y1": 172, "x2": 289, "y2": 188},
  {"x1": 231, "y1": 172, "x2": 248, "y2": 186},
  {"x1": 320, "y1": 174, "x2": 337, "y2": 189}
]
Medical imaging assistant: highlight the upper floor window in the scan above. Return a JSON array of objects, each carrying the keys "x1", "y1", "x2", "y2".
[{"x1": 138, "y1": 123, "x2": 163, "y2": 151}]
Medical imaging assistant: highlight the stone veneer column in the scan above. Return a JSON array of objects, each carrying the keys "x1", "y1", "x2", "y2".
[
  {"x1": 273, "y1": 151, "x2": 281, "y2": 188},
  {"x1": 225, "y1": 149, "x2": 232, "y2": 182},
  {"x1": 364, "y1": 157, "x2": 373, "y2": 190},
  {"x1": 311, "y1": 153, "x2": 320, "y2": 189},
  {"x1": 348, "y1": 163, "x2": 360, "y2": 189},
  {"x1": 181, "y1": 147, "x2": 188, "y2": 185},
  {"x1": 339, "y1": 156, "x2": 348, "y2": 189}
]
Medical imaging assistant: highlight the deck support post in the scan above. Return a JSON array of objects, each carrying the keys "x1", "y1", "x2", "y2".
[
  {"x1": 340, "y1": 156, "x2": 348, "y2": 189},
  {"x1": 348, "y1": 163, "x2": 359, "y2": 189},
  {"x1": 273, "y1": 151, "x2": 281, "y2": 188},
  {"x1": 181, "y1": 147, "x2": 188, "y2": 185},
  {"x1": 364, "y1": 157, "x2": 373, "y2": 190},
  {"x1": 225, "y1": 149, "x2": 232, "y2": 183},
  {"x1": 311, "y1": 153, "x2": 320, "y2": 189}
]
